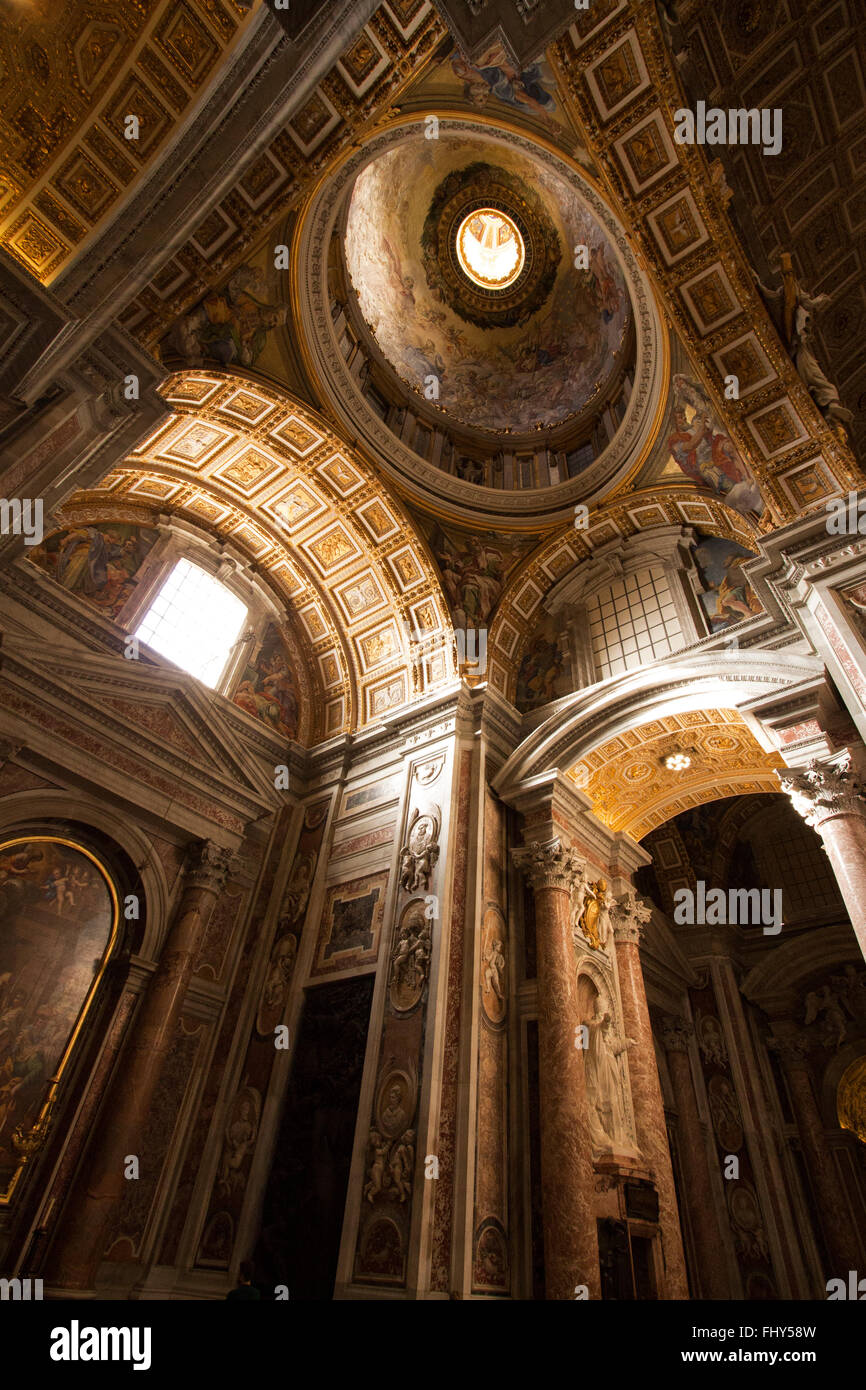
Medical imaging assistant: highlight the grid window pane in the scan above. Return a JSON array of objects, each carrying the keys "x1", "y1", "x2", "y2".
[{"x1": 135, "y1": 559, "x2": 247, "y2": 688}]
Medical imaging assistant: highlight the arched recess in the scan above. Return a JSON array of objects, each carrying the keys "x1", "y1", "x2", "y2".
[
  {"x1": 47, "y1": 372, "x2": 456, "y2": 741},
  {"x1": 486, "y1": 486, "x2": 763, "y2": 702},
  {"x1": 492, "y1": 649, "x2": 822, "y2": 833}
]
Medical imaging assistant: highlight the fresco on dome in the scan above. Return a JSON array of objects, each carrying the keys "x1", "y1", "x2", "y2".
[
  {"x1": 693, "y1": 534, "x2": 763, "y2": 633},
  {"x1": 29, "y1": 522, "x2": 159, "y2": 619},
  {"x1": 0, "y1": 838, "x2": 117, "y2": 1199},
  {"x1": 344, "y1": 135, "x2": 630, "y2": 434},
  {"x1": 163, "y1": 265, "x2": 286, "y2": 368},
  {"x1": 232, "y1": 623, "x2": 299, "y2": 740},
  {"x1": 666, "y1": 374, "x2": 764, "y2": 517},
  {"x1": 423, "y1": 521, "x2": 532, "y2": 628}
]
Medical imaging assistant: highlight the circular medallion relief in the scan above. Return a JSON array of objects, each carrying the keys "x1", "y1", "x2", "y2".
[{"x1": 456, "y1": 208, "x2": 525, "y2": 290}]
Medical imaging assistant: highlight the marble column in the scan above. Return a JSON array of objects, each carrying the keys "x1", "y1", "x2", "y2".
[
  {"x1": 660, "y1": 1016, "x2": 732, "y2": 1299},
  {"x1": 512, "y1": 839, "x2": 601, "y2": 1300},
  {"x1": 779, "y1": 755, "x2": 866, "y2": 961},
  {"x1": 48, "y1": 840, "x2": 232, "y2": 1290},
  {"x1": 613, "y1": 892, "x2": 689, "y2": 1299},
  {"x1": 769, "y1": 1030, "x2": 862, "y2": 1276}
]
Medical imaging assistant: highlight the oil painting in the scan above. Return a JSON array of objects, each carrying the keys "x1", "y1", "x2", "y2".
[{"x1": 0, "y1": 837, "x2": 117, "y2": 1199}]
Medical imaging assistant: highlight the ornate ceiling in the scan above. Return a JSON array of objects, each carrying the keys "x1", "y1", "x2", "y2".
[
  {"x1": 568, "y1": 708, "x2": 783, "y2": 840},
  {"x1": 342, "y1": 132, "x2": 632, "y2": 435},
  {"x1": 670, "y1": 0, "x2": 866, "y2": 479},
  {"x1": 0, "y1": 0, "x2": 255, "y2": 282},
  {"x1": 53, "y1": 371, "x2": 455, "y2": 742}
]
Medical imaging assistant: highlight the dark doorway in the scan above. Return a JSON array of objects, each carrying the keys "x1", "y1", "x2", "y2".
[{"x1": 254, "y1": 974, "x2": 374, "y2": 1299}]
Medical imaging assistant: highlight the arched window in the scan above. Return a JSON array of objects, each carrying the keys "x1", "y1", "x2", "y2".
[{"x1": 135, "y1": 557, "x2": 248, "y2": 688}]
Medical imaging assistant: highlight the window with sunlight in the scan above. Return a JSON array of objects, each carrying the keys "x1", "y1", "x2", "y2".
[{"x1": 135, "y1": 559, "x2": 248, "y2": 688}]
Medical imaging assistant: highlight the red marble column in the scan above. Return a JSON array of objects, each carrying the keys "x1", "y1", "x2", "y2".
[
  {"x1": 47, "y1": 840, "x2": 233, "y2": 1290},
  {"x1": 770, "y1": 1030, "x2": 862, "y2": 1276},
  {"x1": 613, "y1": 892, "x2": 689, "y2": 1299},
  {"x1": 513, "y1": 840, "x2": 601, "y2": 1300},
  {"x1": 660, "y1": 1016, "x2": 732, "y2": 1299},
  {"x1": 779, "y1": 756, "x2": 866, "y2": 961}
]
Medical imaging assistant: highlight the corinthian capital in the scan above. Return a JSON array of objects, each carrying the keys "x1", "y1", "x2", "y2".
[
  {"x1": 185, "y1": 840, "x2": 233, "y2": 894},
  {"x1": 511, "y1": 838, "x2": 585, "y2": 894},
  {"x1": 612, "y1": 887, "x2": 653, "y2": 944},
  {"x1": 777, "y1": 754, "x2": 866, "y2": 829}
]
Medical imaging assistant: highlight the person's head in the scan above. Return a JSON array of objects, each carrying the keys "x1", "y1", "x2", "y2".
[{"x1": 238, "y1": 1260, "x2": 254, "y2": 1285}]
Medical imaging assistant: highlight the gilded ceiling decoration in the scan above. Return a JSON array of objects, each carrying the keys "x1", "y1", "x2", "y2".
[
  {"x1": 118, "y1": 1, "x2": 448, "y2": 348},
  {"x1": 568, "y1": 708, "x2": 783, "y2": 840},
  {"x1": 343, "y1": 133, "x2": 631, "y2": 434},
  {"x1": 50, "y1": 371, "x2": 455, "y2": 741},
  {"x1": 669, "y1": 0, "x2": 866, "y2": 485},
  {"x1": 550, "y1": 3, "x2": 864, "y2": 524},
  {"x1": 0, "y1": 0, "x2": 254, "y2": 282}
]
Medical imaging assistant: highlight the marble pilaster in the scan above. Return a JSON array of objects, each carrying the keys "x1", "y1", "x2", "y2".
[
  {"x1": 47, "y1": 840, "x2": 232, "y2": 1290},
  {"x1": 769, "y1": 1029, "x2": 862, "y2": 1277},
  {"x1": 613, "y1": 893, "x2": 689, "y2": 1299},
  {"x1": 512, "y1": 838, "x2": 601, "y2": 1300},
  {"x1": 779, "y1": 754, "x2": 866, "y2": 962},
  {"x1": 660, "y1": 1016, "x2": 732, "y2": 1299}
]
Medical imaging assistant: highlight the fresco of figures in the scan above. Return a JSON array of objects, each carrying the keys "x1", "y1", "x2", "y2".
[
  {"x1": 29, "y1": 523, "x2": 159, "y2": 620},
  {"x1": 666, "y1": 374, "x2": 764, "y2": 517},
  {"x1": 344, "y1": 134, "x2": 630, "y2": 434},
  {"x1": 162, "y1": 264, "x2": 286, "y2": 368},
  {"x1": 232, "y1": 623, "x2": 300, "y2": 740},
  {"x1": 450, "y1": 44, "x2": 560, "y2": 128},
  {"x1": 0, "y1": 838, "x2": 116, "y2": 1196},
  {"x1": 693, "y1": 534, "x2": 763, "y2": 633},
  {"x1": 424, "y1": 520, "x2": 532, "y2": 630}
]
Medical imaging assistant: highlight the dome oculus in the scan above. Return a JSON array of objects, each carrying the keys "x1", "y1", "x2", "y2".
[{"x1": 456, "y1": 208, "x2": 525, "y2": 290}]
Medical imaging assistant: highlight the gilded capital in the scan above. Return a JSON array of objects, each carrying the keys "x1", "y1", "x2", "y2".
[
  {"x1": 511, "y1": 838, "x2": 586, "y2": 894},
  {"x1": 777, "y1": 754, "x2": 866, "y2": 829},
  {"x1": 185, "y1": 840, "x2": 234, "y2": 894}
]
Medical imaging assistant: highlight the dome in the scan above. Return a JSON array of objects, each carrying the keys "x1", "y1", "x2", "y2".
[{"x1": 342, "y1": 134, "x2": 631, "y2": 435}]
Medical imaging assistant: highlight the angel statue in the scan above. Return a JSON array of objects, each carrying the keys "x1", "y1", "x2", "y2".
[{"x1": 754, "y1": 253, "x2": 853, "y2": 442}]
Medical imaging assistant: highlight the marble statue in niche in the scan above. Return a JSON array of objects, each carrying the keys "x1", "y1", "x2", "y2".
[
  {"x1": 582, "y1": 998, "x2": 630, "y2": 1149},
  {"x1": 399, "y1": 805, "x2": 440, "y2": 892}
]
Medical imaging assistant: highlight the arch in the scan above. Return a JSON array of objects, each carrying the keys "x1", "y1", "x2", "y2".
[
  {"x1": 57, "y1": 371, "x2": 456, "y2": 741},
  {"x1": 486, "y1": 486, "x2": 762, "y2": 701},
  {"x1": 493, "y1": 648, "x2": 819, "y2": 809},
  {"x1": 0, "y1": 787, "x2": 170, "y2": 963}
]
